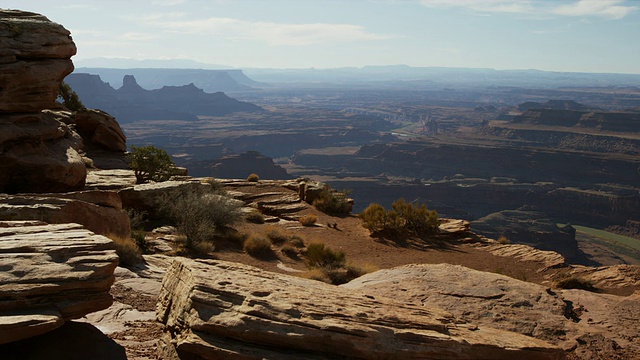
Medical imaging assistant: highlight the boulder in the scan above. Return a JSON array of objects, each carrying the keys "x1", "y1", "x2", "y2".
[
  {"x1": 0, "y1": 10, "x2": 76, "y2": 113},
  {"x1": 0, "y1": 193, "x2": 130, "y2": 239},
  {"x1": 72, "y1": 109, "x2": 127, "y2": 152},
  {"x1": 343, "y1": 264, "x2": 571, "y2": 342},
  {"x1": 157, "y1": 258, "x2": 564, "y2": 360},
  {"x1": 0, "y1": 222, "x2": 118, "y2": 344},
  {"x1": 0, "y1": 111, "x2": 87, "y2": 193}
]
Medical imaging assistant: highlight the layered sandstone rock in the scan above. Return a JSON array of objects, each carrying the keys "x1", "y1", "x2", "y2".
[
  {"x1": 343, "y1": 264, "x2": 572, "y2": 342},
  {"x1": 343, "y1": 263, "x2": 640, "y2": 358},
  {"x1": 157, "y1": 258, "x2": 564, "y2": 360},
  {"x1": 0, "y1": 221, "x2": 118, "y2": 344},
  {"x1": 0, "y1": 10, "x2": 86, "y2": 193},
  {"x1": 0, "y1": 191, "x2": 130, "y2": 238},
  {"x1": 0, "y1": 10, "x2": 76, "y2": 112}
]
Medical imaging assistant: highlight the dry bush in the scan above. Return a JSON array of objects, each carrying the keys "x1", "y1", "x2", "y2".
[
  {"x1": 298, "y1": 214, "x2": 318, "y2": 226},
  {"x1": 497, "y1": 235, "x2": 511, "y2": 244},
  {"x1": 108, "y1": 234, "x2": 144, "y2": 267},
  {"x1": 312, "y1": 185, "x2": 352, "y2": 215},
  {"x1": 264, "y1": 226, "x2": 289, "y2": 245},
  {"x1": 305, "y1": 242, "x2": 345, "y2": 269},
  {"x1": 247, "y1": 173, "x2": 260, "y2": 182},
  {"x1": 244, "y1": 234, "x2": 273, "y2": 258},
  {"x1": 280, "y1": 243, "x2": 299, "y2": 258},
  {"x1": 158, "y1": 186, "x2": 242, "y2": 250},
  {"x1": 245, "y1": 210, "x2": 265, "y2": 224},
  {"x1": 289, "y1": 235, "x2": 306, "y2": 248}
]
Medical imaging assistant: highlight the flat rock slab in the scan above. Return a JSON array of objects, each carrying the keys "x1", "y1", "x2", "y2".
[
  {"x1": 157, "y1": 258, "x2": 564, "y2": 360},
  {"x1": 343, "y1": 263, "x2": 571, "y2": 343},
  {"x1": 0, "y1": 222, "x2": 118, "y2": 344}
]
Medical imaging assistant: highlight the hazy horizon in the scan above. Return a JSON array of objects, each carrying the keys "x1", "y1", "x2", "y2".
[{"x1": 4, "y1": 0, "x2": 640, "y2": 74}]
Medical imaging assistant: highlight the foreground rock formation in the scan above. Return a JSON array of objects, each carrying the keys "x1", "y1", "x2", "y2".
[
  {"x1": 0, "y1": 190, "x2": 130, "y2": 238},
  {"x1": 0, "y1": 221, "x2": 118, "y2": 344},
  {"x1": 0, "y1": 10, "x2": 85, "y2": 193},
  {"x1": 157, "y1": 258, "x2": 564, "y2": 360},
  {"x1": 344, "y1": 263, "x2": 640, "y2": 359}
]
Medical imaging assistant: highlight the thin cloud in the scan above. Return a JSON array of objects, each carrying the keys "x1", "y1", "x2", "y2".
[
  {"x1": 143, "y1": 16, "x2": 395, "y2": 46},
  {"x1": 419, "y1": 0, "x2": 534, "y2": 14},
  {"x1": 551, "y1": 0, "x2": 638, "y2": 20},
  {"x1": 419, "y1": 0, "x2": 638, "y2": 19}
]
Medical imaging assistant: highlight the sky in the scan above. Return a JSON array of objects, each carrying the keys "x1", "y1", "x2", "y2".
[{"x1": 3, "y1": 0, "x2": 640, "y2": 73}]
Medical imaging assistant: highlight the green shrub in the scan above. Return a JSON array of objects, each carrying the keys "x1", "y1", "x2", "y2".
[
  {"x1": 244, "y1": 234, "x2": 273, "y2": 258},
  {"x1": 359, "y1": 198, "x2": 438, "y2": 236},
  {"x1": 299, "y1": 214, "x2": 318, "y2": 226},
  {"x1": 305, "y1": 242, "x2": 346, "y2": 269},
  {"x1": 312, "y1": 185, "x2": 352, "y2": 215},
  {"x1": 59, "y1": 82, "x2": 86, "y2": 111},
  {"x1": 158, "y1": 186, "x2": 242, "y2": 250},
  {"x1": 245, "y1": 210, "x2": 265, "y2": 224},
  {"x1": 127, "y1": 145, "x2": 177, "y2": 184},
  {"x1": 247, "y1": 173, "x2": 260, "y2": 182}
]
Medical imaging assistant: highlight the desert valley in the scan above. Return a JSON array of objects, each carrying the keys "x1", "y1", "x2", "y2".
[{"x1": 1, "y1": 7, "x2": 640, "y2": 360}]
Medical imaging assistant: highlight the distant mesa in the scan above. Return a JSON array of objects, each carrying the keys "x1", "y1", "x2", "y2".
[
  {"x1": 182, "y1": 151, "x2": 293, "y2": 180},
  {"x1": 72, "y1": 67, "x2": 265, "y2": 92},
  {"x1": 517, "y1": 100, "x2": 594, "y2": 112},
  {"x1": 65, "y1": 73, "x2": 262, "y2": 123}
]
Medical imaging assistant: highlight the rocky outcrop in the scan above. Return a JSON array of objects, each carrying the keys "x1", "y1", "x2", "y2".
[
  {"x1": 343, "y1": 263, "x2": 640, "y2": 358},
  {"x1": 0, "y1": 191, "x2": 130, "y2": 238},
  {"x1": 0, "y1": 221, "x2": 118, "y2": 344},
  {"x1": 344, "y1": 264, "x2": 571, "y2": 342},
  {"x1": 472, "y1": 209, "x2": 579, "y2": 260},
  {"x1": 0, "y1": 10, "x2": 76, "y2": 112},
  {"x1": 157, "y1": 258, "x2": 564, "y2": 360},
  {"x1": 0, "y1": 10, "x2": 86, "y2": 193},
  {"x1": 0, "y1": 111, "x2": 87, "y2": 193}
]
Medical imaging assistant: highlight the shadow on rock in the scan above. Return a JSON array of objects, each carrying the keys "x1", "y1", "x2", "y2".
[{"x1": 0, "y1": 322, "x2": 126, "y2": 360}]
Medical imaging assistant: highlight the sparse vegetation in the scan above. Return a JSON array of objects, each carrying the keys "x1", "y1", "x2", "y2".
[
  {"x1": 298, "y1": 214, "x2": 318, "y2": 226},
  {"x1": 247, "y1": 173, "x2": 260, "y2": 182},
  {"x1": 264, "y1": 226, "x2": 289, "y2": 245},
  {"x1": 497, "y1": 235, "x2": 511, "y2": 245},
  {"x1": 245, "y1": 210, "x2": 265, "y2": 224},
  {"x1": 359, "y1": 198, "x2": 438, "y2": 236},
  {"x1": 281, "y1": 243, "x2": 299, "y2": 258},
  {"x1": 59, "y1": 82, "x2": 86, "y2": 111},
  {"x1": 127, "y1": 145, "x2": 178, "y2": 184},
  {"x1": 305, "y1": 242, "x2": 346, "y2": 269},
  {"x1": 312, "y1": 185, "x2": 352, "y2": 215},
  {"x1": 158, "y1": 186, "x2": 243, "y2": 251},
  {"x1": 109, "y1": 234, "x2": 144, "y2": 267},
  {"x1": 244, "y1": 234, "x2": 273, "y2": 258}
]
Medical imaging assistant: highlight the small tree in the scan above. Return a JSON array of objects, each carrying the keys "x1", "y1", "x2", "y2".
[
  {"x1": 127, "y1": 145, "x2": 176, "y2": 184},
  {"x1": 59, "y1": 82, "x2": 86, "y2": 111}
]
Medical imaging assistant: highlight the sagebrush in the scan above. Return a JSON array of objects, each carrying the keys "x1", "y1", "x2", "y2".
[{"x1": 359, "y1": 198, "x2": 438, "y2": 236}]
